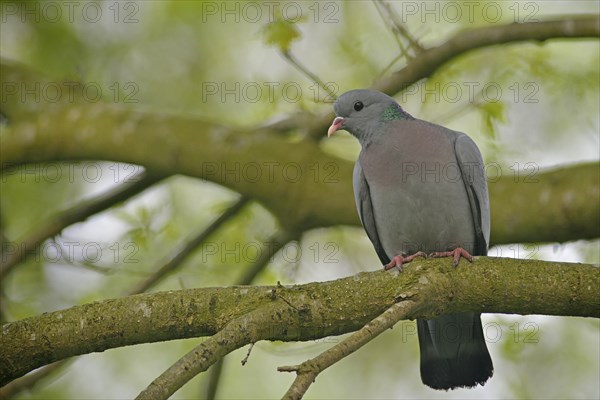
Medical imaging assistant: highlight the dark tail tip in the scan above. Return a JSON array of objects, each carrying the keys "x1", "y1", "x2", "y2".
[
  {"x1": 418, "y1": 314, "x2": 494, "y2": 390},
  {"x1": 420, "y1": 351, "x2": 493, "y2": 390}
]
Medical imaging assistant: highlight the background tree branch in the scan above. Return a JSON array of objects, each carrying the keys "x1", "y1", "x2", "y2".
[
  {"x1": 306, "y1": 16, "x2": 600, "y2": 138},
  {"x1": 0, "y1": 99, "x2": 600, "y2": 244},
  {"x1": 0, "y1": 196, "x2": 252, "y2": 397},
  {"x1": 0, "y1": 171, "x2": 164, "y2": 279},
  {"x1": 2, "y1": 256, "x2": 598, "y2": 386},
  {"x1": 488, "y1": 162, "x2": 599, "y2": 244},
  {"x1": 2, "y1": 17, "x2": 599, "y2": 239},
  {"x1": 372, "y1": 16, "x2": 600, "y2": 95},
  {"x1": 1, "y1": 61, "x2": 598, "y2": 244}
]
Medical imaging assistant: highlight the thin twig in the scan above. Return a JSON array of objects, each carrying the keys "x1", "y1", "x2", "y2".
[
  {"x1": 0, "y1": 171, "x2": 163, "y2": 281},
  {"x1": 275, "y1": 294, "x2": 300, "y2": 312},
  {"x1": 376, "y1": 0, "x2": 424, "y2": 54},
  {"x1": 129, "y1": 196, "x2": 250, "y2": 294},
  {"x1": 279, "y1": 51, "x2": 337, "y2": 101},
  {"x1": 372, "y1": 0, "x2": 410, "y2": 59},
  {"x1": 279, "y1": 300, "x2": 419, "y2": 400},
  {"x1": 373, "y1": 0, "x2": 426, "y2": 80},
  {"x1": 241, "y1": 343, "x2": 255, "y2": 366},
  {"x1": 0, "y1": 361, "x2": 68, "y2": 399},
  {"x1": 374, "y1": 17, "x2": 600, "y2": 94},
  {"x1": 374, "y1": 52, "x2": 406, "y2": 83},
  {"x1": 136, "y1": 309, "x2": 267, "y2": 400}
]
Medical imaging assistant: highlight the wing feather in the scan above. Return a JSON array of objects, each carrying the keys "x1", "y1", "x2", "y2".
[{"x1": 353, "y1": 159, "x2": 390, "y2": 264}]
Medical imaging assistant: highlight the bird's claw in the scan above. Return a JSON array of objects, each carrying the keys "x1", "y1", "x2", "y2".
[
  {"x1": 429, "y1": 247, "x2": 474, "y2": 267},
  {"x1": 383, "y1": 251, "x2": 427, "y2": 271}
]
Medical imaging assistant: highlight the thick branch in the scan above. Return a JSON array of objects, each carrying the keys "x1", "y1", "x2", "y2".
[
  {"x1": 1, "y1": 68, "x2": 597, "y2": 244},
  {"x1": 489, "y1": 162, "x2": 599, "y2": 244},
  {"x1": 1, "y1": 257, "x2": 597, "y2": 385},
  {"x1": 0, "y1": 97, "x2": 345, "y2": 231},
  {"x1": 373, "y1": 17, "x2": 600, "y2": 94}
]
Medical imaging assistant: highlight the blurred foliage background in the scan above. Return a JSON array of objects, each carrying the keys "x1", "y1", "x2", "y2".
[{"x1": 1, "y1": 0, "x2": 599, "y2": 399}]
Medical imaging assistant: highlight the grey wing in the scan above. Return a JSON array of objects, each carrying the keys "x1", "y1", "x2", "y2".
[
  {"x1": 454, "y1": 134, "x2": 491, "y2": 255},
  {"x1": 353, "y1": 160, "x2": 390, "y2": 264}
]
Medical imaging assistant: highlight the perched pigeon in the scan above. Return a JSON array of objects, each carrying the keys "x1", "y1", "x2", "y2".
[{"x1": 328, "y1": 89, "x2": 493, "y2": 390}]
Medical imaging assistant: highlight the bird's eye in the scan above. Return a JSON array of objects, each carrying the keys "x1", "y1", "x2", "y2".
[{"x1": 354, "y1": 101, "x2": 364, "y2": 111}]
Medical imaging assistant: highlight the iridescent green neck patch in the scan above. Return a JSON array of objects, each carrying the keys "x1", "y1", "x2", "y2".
[{"x1": 382, "y1": 103, "x2": 409, "y2": 121}]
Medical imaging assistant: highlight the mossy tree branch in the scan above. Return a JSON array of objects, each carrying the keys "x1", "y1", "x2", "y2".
[
  {"x1": 1, "y1": 60, "x2": 598, "y2": 244},
  {"x1": 1, "y1": 256, "x2": 598, "y2": 386},
  {"x1": 372, "y1": 17, "x2": 600, "y2": 95}
]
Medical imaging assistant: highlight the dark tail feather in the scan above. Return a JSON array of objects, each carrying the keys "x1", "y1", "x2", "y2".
[{"x1": 418, "y1": 313, "x2": 493, "y2": 390}]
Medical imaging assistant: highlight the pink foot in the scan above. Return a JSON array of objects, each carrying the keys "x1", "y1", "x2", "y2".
[
  {"x1": 383, "y1": 251, "x2": 427, "y2": 271},
  {"x1": 429, "y1": 247, "x2": 474, "y2": 267}
]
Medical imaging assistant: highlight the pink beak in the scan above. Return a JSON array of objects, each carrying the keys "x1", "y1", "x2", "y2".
[{"x1": 327, "y1": 117, "x2": 345, "y2": 137}]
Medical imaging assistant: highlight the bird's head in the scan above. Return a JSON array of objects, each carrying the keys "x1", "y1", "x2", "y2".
[{"x1": 327, "y1": 89, "x2": 412, "y2": 145}]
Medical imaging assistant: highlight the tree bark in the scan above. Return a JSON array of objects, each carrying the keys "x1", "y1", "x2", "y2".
[
  {"x1": 373, "y1": 17, "x2": 600, "y2": 95},
  {"x1": 2, "y1": 256, "x2": 598, "y2": 385}
]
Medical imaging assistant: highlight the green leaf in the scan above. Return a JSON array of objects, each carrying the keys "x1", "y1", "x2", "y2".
[
  {"x1": 477, "y1": 101, "x2": 506, "y2": 139},
  {"x1": 260, "y1": 17, "x2": 302, "y2": 53}
]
